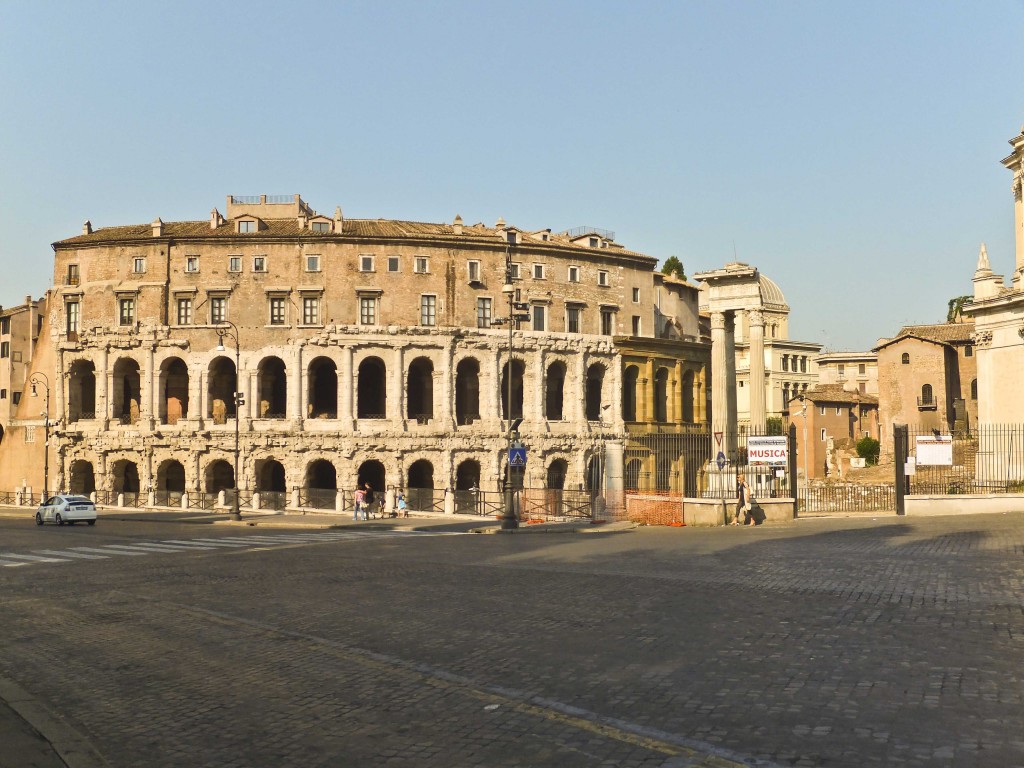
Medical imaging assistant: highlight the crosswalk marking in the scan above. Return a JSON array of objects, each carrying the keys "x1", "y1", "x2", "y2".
[
  {"x1": 32, "y1": 549, "x2": 109, "y2": 560},
  {"x1": 1, "y1": 553, "x2": 70, "y2": 564},
  {"x1": 69, "y1": 546, "x2": 150, "y2": 557}
]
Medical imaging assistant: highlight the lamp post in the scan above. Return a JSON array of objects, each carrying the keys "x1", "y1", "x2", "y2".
[
  {"x1": 797, "y1": 394, "x2": 809, "y2": 507},
  {"x1": 216, "y1": 322, "x2": 243, "y2": 521},
  {"x1": 30, "y1": 373, "x2": 51, "y2": 501}
]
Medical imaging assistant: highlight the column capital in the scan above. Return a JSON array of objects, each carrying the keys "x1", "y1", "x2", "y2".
[
  {"x1": 747, "y1": 309, "x2": 764, "y2": 328},
  {"x1": 710, "y1": 312, "x2": 727, "y2": 331}
]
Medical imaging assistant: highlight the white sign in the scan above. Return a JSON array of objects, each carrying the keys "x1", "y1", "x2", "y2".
[
  {"x1": 915, "y1": 435, "x2": 953, "y2": 466},
  {"x1": 748, "y1": 436, "x2": 788, "y2": 465}
]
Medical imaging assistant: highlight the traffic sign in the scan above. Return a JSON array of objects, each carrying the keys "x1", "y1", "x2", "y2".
[
  {"x1": 714, "y1": 431, "x2": 723, "y2": 447},
  {"x1": 508, "y1": 447, "x2": 527, "y2": 466},
  {"x1": 715, "y1": 451, "x2": 727, "y2": 471}
]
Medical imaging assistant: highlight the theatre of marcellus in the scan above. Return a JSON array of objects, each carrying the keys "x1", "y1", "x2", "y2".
[{"x1": 0, "y1": 194, "x2": 712, "y2": 509}]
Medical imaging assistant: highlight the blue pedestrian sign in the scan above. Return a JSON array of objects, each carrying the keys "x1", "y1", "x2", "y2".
[
  {"x1": 508, "y1": 447, "x2": 527, "y2": 466},
  {"x1": 715, "y1": 451, "x2": 727, "y2": 471}
]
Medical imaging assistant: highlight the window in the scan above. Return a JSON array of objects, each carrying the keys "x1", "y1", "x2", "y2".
[
  {"x1": 509, "y1": 263, "x2": 521, "y2": 280},
  {"x1": 269, "y1": 296, "x2": 286, "y2": 326},
  {"x1": 601, "y1": 308, "x2": 614, "y2": 335},
  {"x1": 311, "y1": 221, "x2": 330, "y2": 233},
  {"x1": 598, "y1": 270, "x2": 609, "y2": 287},
  {"x1": 568, "y1": 266, "x2": 580, "y2": 283},
  {"x1": 306, "y1": 255, "x2": 321, "y2": 272},
  {"x1": 837, "y1": 364, "x2": 845, "y2": 378},
  {"x1": 359, "y1": 296, "x2": 377, "y2": 325},
  {"x1": 632, "y1": 287, "x2": 640, "y2": 303},
  {"x1": 589, "y1": 237, "x2": 599, "y2": 248},
  {"x1": 859, "y1": 382, "x2": 866, "y2": 394},
  {"x1": 302, "y1": 296, "x2": 320, "y2": 325},
  {"x1": 133, "y1": 257, "x2": 146, "y2": 274},
  {"x1": 477, "y1": 298, "x2": 492, "y2": 328},
  {"x1": 0, "y1": 389, "x2": 5, "y2": 399},
  {"x1": 118, "y1": 297, "x2": 135, "y2": 326},
  {"x1": 567, "y1": 306, "x2": 581, "y2": 333},
  {"x1": 532, "y1": 264, "x2": 545, "y2": 279},
  {"x1": 176, "y1": 298, "x2": 192, "y2": 326},
  {"x1": 12, "y1": 391, "x2": 21, "y2": 406},
  {"x1": 836, "y1": 407, "x2": 842, "y2": 415},
  {"x1": 507, "y1": 231, "x2": 518, "y2": 245},
  {"x1": 387, "y1": 256, "x2": 400, "y2": 272},
  {"x1": 0, "y1": 317, "x2": 7, "y2": 335},
  {"x1": 819, "y1": 406, "x2": 826, "y2": 415},
  {"x1": 468, "y1": 261, "x2": 481, "y2": 283},
  {"x1": 532, "y1": 305, "x2": 545, "y2": 332},
  {"x1": 238, "y1": 220, "x2": 256, "y2": 233},
  {"x1": 253, "y1": 256, "x2": 267, "y2": 273},
  {"x1": 820, "y1": 428, "x2": 827, "y2": 442},
  {"x1": 901, "y1": 352, "x2": 910, "y2": 365},
  {"x1": 0, "y1": 341, "x2": 8, "y2": 358},
  {"x1": 210, "y1": 296, "x2": 226, "y2": 324},
  {"x1": 66, "y1": 264, "x2": 80, "y2": 286},
  {"x1": 420, "y1": 295, "x2": 436, "y2": 326},
  {"x1": 971, "y1": 378, "x2": 978, "y2": 400},
  {"x1": 858, "y1": 363, "x2": 866, "y2": 375},
  {"x1": 631, "y1": 316, "x2": 641, "y2": 335},
  {"x1": 228, "y1": 256, "x2": 242, "y2": 273},
  {"x1": 782, "y1": 355, "x2": 789, "y2": 372},
  {"x1": 185, "y1": 256, "x2": 200, "y2": 273},
  {"x1": 965, "y1": 345, "x2": 973, "y2": 357},
  {"x1": 921, "y1": 383, "x2": 933, "y2": 405},
  {"x1": 360, "y1": 255, "x2": 374, "y2": 272},
  {"x1": 800, "y1": 357, "x2": 807, "y2": 373},
  {"x1": 414, "y1": 257, "x2": 429, "y2": 274},
  {"x1": 65, "y1": 301, "x2": 79, "y2": 334}
]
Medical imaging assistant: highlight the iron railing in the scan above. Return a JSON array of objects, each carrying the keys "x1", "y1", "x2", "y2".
[
  {"x1": 298, "y1": 488, "x2": 336, "y2": 510},
  {"x1": 906, "y1": 424, "x2": 1024, "y2": 494},
  {"x1": 798, "y1": 484, "x2": 896, "y2": 513},
  {"x1": 153, "y1": 490, "x2": 184, "y2": 508}
]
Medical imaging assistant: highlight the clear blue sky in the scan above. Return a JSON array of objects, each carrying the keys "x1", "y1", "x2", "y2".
[{"x1": 2, "y1": 1, "x2": 1021, "y2": 350}]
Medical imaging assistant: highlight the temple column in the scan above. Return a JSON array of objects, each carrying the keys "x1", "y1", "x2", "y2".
[
  {"x1": 710, "y1": 312, "x2": 729, "y2": 434},
  {"x1": 748, "y1": 309, "x2": 766, "y2": 434}
]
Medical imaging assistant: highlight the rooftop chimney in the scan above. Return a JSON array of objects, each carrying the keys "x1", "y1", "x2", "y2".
[
  {"x1": 83, "y1": 220, "x2": 92, "y2": 235},
  {"x1": 495, "y1": 216, "x2": 506, "y2": 230},
  {"x1": 210, "y1": 208, "x2": 223, "y2": 229},
  {"x1": 334, "y1": 206, "x2": 344, "y2": 234},
  {"x1": 151, "y1": 217, "x2": 163, "y2": 237},
  {"x1": 453, "y1": 214, "x2": 463, "y2": 236}
]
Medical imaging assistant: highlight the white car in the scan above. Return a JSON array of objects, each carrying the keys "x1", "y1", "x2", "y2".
[{"x1": 35, "y1": 494, "x2": 98, "y2": 526}]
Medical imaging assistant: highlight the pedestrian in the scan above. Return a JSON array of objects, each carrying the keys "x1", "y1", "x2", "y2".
[
  {"x1": 353, "y1": 485, "x2": 365, "y2": 521},
  {"x1": 733, "y1": 473, "x2": 752, "y2": 526},
  {"x1": 397, "y1": 492, "x2": 407, "y2": 518},
  {"x1": 377, "y1": 492, "x2": 386, "y2": 518},
  {"x1": 362, "y1": 483, "x2": 374, "y2": 521}
]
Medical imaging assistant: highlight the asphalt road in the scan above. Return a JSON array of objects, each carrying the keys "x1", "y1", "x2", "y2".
[{"x1": 1, "y1": 513, "x2": 1023, "y2": 767}]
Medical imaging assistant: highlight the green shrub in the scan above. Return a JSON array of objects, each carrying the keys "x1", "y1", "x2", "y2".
[
  {"x1": 765, "y1": 417, "x2": 784, "y2": 436},
  {"x1": 856, "y1": 436, "x2": 880, "y2": 465}
]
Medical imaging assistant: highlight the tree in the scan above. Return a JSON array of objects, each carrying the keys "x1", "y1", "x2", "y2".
[
  {"x1": 661, "y1": 256, "x2": 686, "y2": 280},
  {"x1": 946, "y1": 295, "x2": 972, "y2": 323},
  {"x1": 856, "y1": 436, "x2": 880, "y2": 466}
]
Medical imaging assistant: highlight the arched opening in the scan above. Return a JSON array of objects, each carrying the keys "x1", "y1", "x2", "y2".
[
  {"x1": 654, "y1": 368, "x2": 669, "y2": 422},
  {"x1": 157, "y1": 460, "x2": 186, "y2": 492},
  {"x1": 305, "y1": 459, "x2": 337, "y2": 509},
  {"x1": 207, "y1": 357, "x2": 236, "y2": 424},
  {"x1": 454, "y1": 459, "x2": 482, "y2": 513},
  {"x1": 112, "y1": 459, "x2": 140, "y2": 494},
  {"x1": 257, "y1": 458, "x2": 287, "y2": 510},
  {"x1": 586, "y1": 455, "x2": 603, "y2": 494},
  {"x1": 623, "y1": 366, "x2": 639, "y2": 421},
  {"x1": 901, "y1": 352, "x2": 910, "y2": 365},
  {"x1": 585, "y1": 364, "x2": 604, "y2": 421},
  {"x1": 112, "y1": 358, "x2": 141, "y2": 425},
  {"x1": 204, "y1": 460, "x2": 235, "y2": 494},
  {"x1": 625, "y1": 459, "x2": 642, "y2": 492},
  {"x1": 681, "y1": 370, "x2": 695, "y2": 423},
  {"x1": 544, "y1": 361, "x2": 566, "y2": 421},
  {"x1": 69, "y1": 460, "x2": 95, "y2": 495},
  {"x1": 455, "y1": 358, "x2": 480, "y2": 425},
  {"x1": 357, "y1": 357, "x2": 387, "y2": 419},
  {"x1": 656, "y1": 457, "x2": 672, "y2": 491},
  {"x1": 921, "y1": 383, "x2": 933, "y2": 405},
  {"x1": 501, "y1": 358, "x2": 525, "y2": 420},
  {"x1": 547, "y1": 459, "x2": 567, "y2": 489},
  {"x1": 307, "y1": 356, "x2": 338, "y2": 419},
  {"x1": 67, "y1": 359, "x2": 96, "y2": 421},
  {"x1": 406, "y1": 357, "x2": 434, "y2": 422},
  {"x1": 160, "y1": 357, "x2": 189, "y2": 425},
  {"x1": 406, "y1": 459, "x2": 436, "y2": 512},
  {"x1": 971, "y1": 378, "x2": 977, "y2": 400},
  {"x1": 258, "y1": 356, "x2": 287, "y2": 419}
]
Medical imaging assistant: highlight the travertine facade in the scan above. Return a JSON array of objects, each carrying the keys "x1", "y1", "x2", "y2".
[
  {"x1": 0, "y1": 296, "x2": 45, "y2": 442},
  {"x1": 0, "y1": 195, "x2": 703, "y2": 503}
]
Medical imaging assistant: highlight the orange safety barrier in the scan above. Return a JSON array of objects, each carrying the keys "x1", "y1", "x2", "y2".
[{"x1": 624, "y1": 492, "x2": 685, "y2": 526}]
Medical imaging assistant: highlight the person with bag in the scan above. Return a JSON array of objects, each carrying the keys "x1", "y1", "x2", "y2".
[{"x1": 733, "y1": 474, "x2": 751, "y2": 526}]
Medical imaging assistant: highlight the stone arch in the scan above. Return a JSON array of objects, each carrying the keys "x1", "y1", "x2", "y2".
[
  {"x1": 69, "y1": 459, "x2": 95, "y2": 495},
  {"x1": 455, "y1": 358, "x2": 481, "y2": 425},
  {"x1": 625, "y1": 458, "x2": 642, "y2": 492},
  {"x1": 256, "y1": 458, "x2": 287, "y2": 492},
  {"x1": 306, "y1": 459, "x2": 337, "y2": 490},
  {"x1": 623, "y1": 365, "x2": 639, "y2": 422},
  {"x1": 307, "y1": 356, "x2": 338, "y2": 419},
  {"x1": 545, "y1": 360, "x2": 566, "y2": 421},
  {"x1": 586, "y1": 454, "x2": 603, "y2": 493},
  {"x1": 357, "y1": 459, "x2": 387, "y2": 501},
  {"x1": 258, "y1": 356, "x2": 288, "y2": 419},
  {"x1": 357, "y1": 357, "x2": 387, "y2": 419},
  {"x1": 111, "y1": 459, "x2": 140, "y2": 493},
  {"x1": 654, "y1": 367, "x2": 669, "y2": 422},
  {"x1": 157, "y1": 459, "x2": 186, "y2": 492},
  {"x1": 112, "y1": 357, "x2": 141, "y2": 425},
  {"x1": 207, "y1": 356, "x2": 236, "y2": 423},
  {"x1": 585, "y1": 363, "x2": 605, "y2": 421},
  {"x1": 546, "y1": 458, "x2": 568, "y2": 489},
  {"x1": 159, "y1": 357, "x2": 189, "y2": 425},
  {"x1": 501, "y1": 357, "x2": 525, "y2": 420},
  {"x1": 204, "y1": 459, "x2": 235, "y2": 493},
  {"x1": 406, "y1": 357, "x2": 434, "y2": 421},
  {"x1": 455, "y1": 459, "x2": 481, "y2": 490},
  {"x1": 407, "y1": 459, "x2": 434, "y2": 489},
  {"x1": 67, "y1": 359, "x2": 96, "y2": 422}
]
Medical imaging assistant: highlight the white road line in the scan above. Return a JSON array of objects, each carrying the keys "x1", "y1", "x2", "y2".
[
  {"x1": 69, "y1": 546, "x2": 149, "y2": 557},
  {"x1": 163, "y1": 539, "x2": 246, "y2": 548},
  {"x1": 33, "y1": 549, "x2": 109, "y2": 560},
  {"x1": 126, "y1": 542, "x2": 216, "y2": 552},
  {"x1": 0, "y1": 553, "x2": 70, "y2": 563},
  {"x1": 101, "y1": 543, "x2": 191, "y2": 553}
]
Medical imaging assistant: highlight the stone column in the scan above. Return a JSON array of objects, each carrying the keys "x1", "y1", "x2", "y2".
[
  {"x1": 491, "y1": 342, "x2": 503, "y2": 424},
  {"x1": 55, "y1": 348, "x2": 66, "y2": 426},
  {"x1": 747, "y1": 309, "x2": 766, "y2": 434},
  {"x1": 440, "y1": 337, "x2": 455, "y2": 430},
  {"x1": 98, "y1": 345, "x2": 110, "y2": 429},
  {"x1": 724, "y1": 313, "x2": 737, "y2": 452},
  {"x1": 393, "y1": 345, "x2": 405, "y2": 427},
  {"x1": 340, "y1": 345, "x2": 354, "y2": 428},
  {"x1": 1014, "y1": 172, "x2": 1024, "y2": 287},
  {"x1": 190, "y1": 361, "x2": 204, "y2": 430},
  {"x1": 289, "y1": 343, "x2": 303, "y2": 423},
  {"x1": 602, "y1": 438, "x2": 625, "y2": 521},
  {"x1": 533, "y1": 349, "x2": 545, "y2": 424},
  {"x1": 710, "y1": 312, "x2": 729, "y2": 433},
  {"x1": 143, "y1": 344, "x2": 155, "y2": 430}
]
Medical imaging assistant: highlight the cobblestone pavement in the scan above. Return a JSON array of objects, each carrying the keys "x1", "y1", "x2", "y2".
[{"x1": 0, "y1": 513, "x2": 1023, "y2": 767}]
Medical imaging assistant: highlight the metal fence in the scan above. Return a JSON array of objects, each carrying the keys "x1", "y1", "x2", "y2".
[
  {"x1": 798, "y1": 484, "x2": 896, "y2": 513},
  {"x1": 452, "y1": 488, "x2": 594, "y2": 521},
  {"x1": 299, "y1": 488, "x2": 336, "y2": 510},
  {"x1": 906, "y1": 424, "x2": 1024, "y2": 494}
]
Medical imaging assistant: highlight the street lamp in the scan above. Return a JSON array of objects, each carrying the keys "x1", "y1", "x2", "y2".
[
  {"x1": 797, "y1": 394, "x2": 809, "y2": 509},
  {"x1": 30, "y1": 373, "x2": 51, "y2": 501},
  {"x1": 215, "y1": 321, "x2": 243, "y2": 521}
]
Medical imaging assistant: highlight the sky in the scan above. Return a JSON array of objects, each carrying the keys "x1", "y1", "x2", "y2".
[{"x1": 1, "y1": 0, "x2": 1022, "y2": 351}]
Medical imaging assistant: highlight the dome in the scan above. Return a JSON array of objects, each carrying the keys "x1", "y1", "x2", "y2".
[{"x1": 758, "y1": 274, "x2": 789, "y2": 310}]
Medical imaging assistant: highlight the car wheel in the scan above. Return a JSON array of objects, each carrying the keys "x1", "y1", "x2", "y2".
[
  {"x1": 35, "y1": 512, "x2": 43, "y2": 526},
  {"x1": 87, "y1": 520, "x2": 96, "y2": 526},
  {"x1": 55, "y1": 513, "x2": 64, "y2": 526}
]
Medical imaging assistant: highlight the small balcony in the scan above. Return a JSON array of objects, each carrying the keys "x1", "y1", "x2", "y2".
[{"x1": 917, "y1": 396, "x2": 937, "y2": 411}]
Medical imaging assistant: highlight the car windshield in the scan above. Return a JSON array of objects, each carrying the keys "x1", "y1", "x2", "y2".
[{"x1": 63, "y1": 496, "x2": 92, "y2": 504}]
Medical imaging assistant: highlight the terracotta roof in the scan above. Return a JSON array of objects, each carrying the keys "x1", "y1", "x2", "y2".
[
  {"x1": 894, "y1": 322, "x2": 975, "y2": 343},
  {"x1": 796, "y1": 384, "x2": 878, "y2": 406}
]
